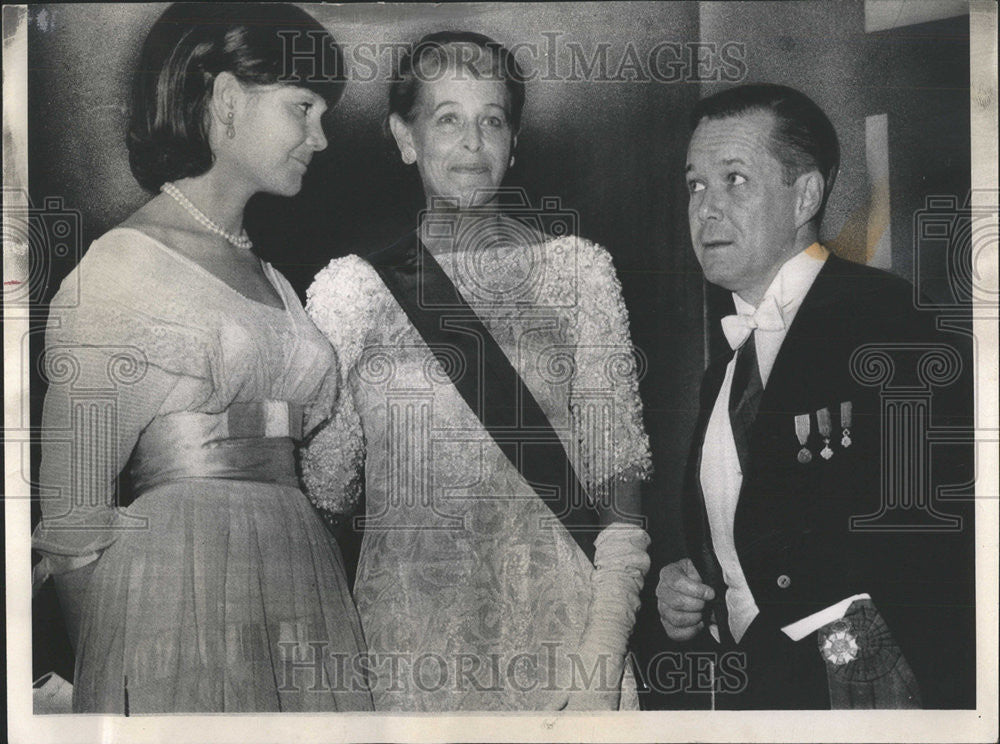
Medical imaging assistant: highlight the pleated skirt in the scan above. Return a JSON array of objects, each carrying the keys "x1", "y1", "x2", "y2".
[{"x1": 72, "y1": 479, "x2": 373, "y2": 712}]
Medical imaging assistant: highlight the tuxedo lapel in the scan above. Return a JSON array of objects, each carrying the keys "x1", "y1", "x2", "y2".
[
  {"x1": 720, "y1": 255, "x2": 851, "y2": 549},
  {"x1": 749, "y1": 256, "x2": 846, "y2": 446}
]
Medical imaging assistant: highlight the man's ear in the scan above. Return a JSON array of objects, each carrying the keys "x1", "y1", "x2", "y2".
[
  {"x1": 794, "y1": 170, "x2": 825, "y2": 228},
  {"x1": 389, "y1": 113, "x2": 417, "y2": 165}
]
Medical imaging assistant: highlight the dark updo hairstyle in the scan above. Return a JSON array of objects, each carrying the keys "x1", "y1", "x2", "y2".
[
  {"x1": 128, "y1": 2, "x2": 346, "y2": 192},
  {"x1": 386, "y1": 30, "x2": 526, "y2": 137}
]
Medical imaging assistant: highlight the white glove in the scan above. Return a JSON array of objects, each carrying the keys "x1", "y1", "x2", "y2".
[{"x1": 554, "y1": 522, "x2": 651, "y2": 710}]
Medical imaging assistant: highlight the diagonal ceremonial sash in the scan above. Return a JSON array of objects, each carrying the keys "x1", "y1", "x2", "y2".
[{"x1": 365, "y1": 231, "x2": 598, "y2": 562}]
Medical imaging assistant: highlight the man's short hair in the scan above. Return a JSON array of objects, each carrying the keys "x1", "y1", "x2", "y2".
[{"x1": 690, "y1": 83, "x2": 840, "y2": 225}]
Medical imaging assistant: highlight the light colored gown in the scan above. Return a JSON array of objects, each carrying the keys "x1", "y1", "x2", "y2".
[
  {"x1": 32, "y1": 228, "x2": 373, "y2": 712},
  {"x1": 303, "y1": 235, "x2": 651, "y2": 710}
]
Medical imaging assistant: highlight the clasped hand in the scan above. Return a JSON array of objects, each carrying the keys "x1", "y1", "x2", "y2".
[{"x1": 656, "y1": 558, "x2": 715, "y2": 641}]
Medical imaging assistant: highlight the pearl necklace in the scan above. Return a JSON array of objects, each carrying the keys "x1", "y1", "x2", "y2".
[{"x1": 160, "y1": 182, "x2": 253, "y2": 250}]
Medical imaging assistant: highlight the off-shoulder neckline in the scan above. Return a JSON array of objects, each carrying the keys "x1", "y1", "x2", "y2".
[{"x1": 108, "y1": 226, "x2": 289, "y2": 313}]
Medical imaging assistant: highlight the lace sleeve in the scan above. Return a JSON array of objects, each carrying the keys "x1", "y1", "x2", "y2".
[
  {"x1": 301, "y1": 255, "x2": 379, "y2": 516},
  {"x1": 301, "y1": 388, "x2": 365, "y2": 516},
  {"x1": 568, "y1": 239, "x2": 652, "y2": 498}
]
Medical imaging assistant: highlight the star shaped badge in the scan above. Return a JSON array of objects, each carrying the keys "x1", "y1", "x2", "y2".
[{"x1": 822, "y1": 627, "x2": 859, "y2": 666}]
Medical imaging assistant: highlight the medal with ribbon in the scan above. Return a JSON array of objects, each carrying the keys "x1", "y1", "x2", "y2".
[
  {"x1": 840, "y1": 401, "x2": 852, "y2": 448},
  {"x1": 794, "y1": 413, "x2": 812, "y2": 463},
  {"x1": 820, "y1": 619, "x2": 859, "y2": 666},
  {"x1": 816, "y1": 597, "x2": 922, "y2": 708},
  {"x1": 817, "y1": 407, "x2": 834, "y2": 460}
]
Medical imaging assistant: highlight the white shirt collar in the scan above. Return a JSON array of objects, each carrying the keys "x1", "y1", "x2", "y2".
[{"x1": 732, "y1": 243, "x2": 829, "y2": 321}]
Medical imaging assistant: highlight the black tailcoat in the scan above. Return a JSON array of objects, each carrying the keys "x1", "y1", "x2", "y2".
[{"x1": 639, "y1": 255, "x2": 975, "y2": 710}]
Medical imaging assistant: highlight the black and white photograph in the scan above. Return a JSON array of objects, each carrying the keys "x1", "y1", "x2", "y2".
[{"x1": 3, "y1": 1, "x2": 997, "y2": 742}]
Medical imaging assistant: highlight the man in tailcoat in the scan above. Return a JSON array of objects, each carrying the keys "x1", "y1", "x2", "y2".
[{"x1": 650, "y1": 83, "x2": 974, "y2": 710}]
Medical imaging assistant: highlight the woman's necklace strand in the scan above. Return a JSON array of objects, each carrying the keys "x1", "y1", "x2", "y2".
[{"x1": 160, "y1": 182, "x2": 253, "y2": 250}]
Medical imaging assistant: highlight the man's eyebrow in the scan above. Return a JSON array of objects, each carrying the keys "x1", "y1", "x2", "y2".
[{"x1": 686, "y1": 156, "x2": 749, "y2": 172}]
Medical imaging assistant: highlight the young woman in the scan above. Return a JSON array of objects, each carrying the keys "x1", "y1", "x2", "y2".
[{"x1": 32, "y1": 3, "x2": 372, "y2": 712}]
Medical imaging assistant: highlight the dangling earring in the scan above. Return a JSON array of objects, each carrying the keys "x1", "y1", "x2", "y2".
[
  {"x1": 226, "y1": 111, "x2": 236, "y2": 139},
  {"x1": 509, "y1": 154, "x2": 515, "y2": 168}
]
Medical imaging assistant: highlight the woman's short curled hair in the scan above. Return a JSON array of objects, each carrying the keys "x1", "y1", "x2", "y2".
[
  {"x1": 387, "y1": 31, "x2": 526, "y2": 137},
  {"x1": 128, "y1": 2, "x2": 345, "y2": 192}
]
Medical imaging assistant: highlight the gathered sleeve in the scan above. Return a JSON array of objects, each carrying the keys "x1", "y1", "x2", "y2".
[
  {"x1": 301, "y1": 255, "x2": 380, "y2": 517},
  {"x1": 567, "y1": 240, "x2": 652, "y2": 503},
  {"x1": 32, "y1": 235, "x2": 214, "y2": 579}
]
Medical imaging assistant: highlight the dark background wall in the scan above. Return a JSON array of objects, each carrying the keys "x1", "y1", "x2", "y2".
[
  {"x1": 699, "y1": 1, "x2": 971, "y2": 305},
  {"x1": 28, "y1": 1, "x2": 972, "y2": 695}
]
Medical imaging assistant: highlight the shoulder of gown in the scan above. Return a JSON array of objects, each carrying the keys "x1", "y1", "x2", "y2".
[
  {"x1": 543, "y1": 234, "x2": 620, "y2": 284},
  {"x1": 531, "y1": 234, "x2": 633, "y2": 319},
  {"x1": 306, "y1": 253, "x2": 389, "y2": 373},
  {"x1": 48, "y1": 227, "x2": 219, "y2": 386},
  {"x1": 546, "y1": 235, "x2": 653, "y2": 486}
]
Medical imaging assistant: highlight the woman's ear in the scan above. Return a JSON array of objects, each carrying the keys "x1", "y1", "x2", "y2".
[
  {"x1": 209, "y1": 71, "x2": 242, "y2": 129},
  {"x1": 389, "y1": 113, "x2": 417, "y2": 165}
]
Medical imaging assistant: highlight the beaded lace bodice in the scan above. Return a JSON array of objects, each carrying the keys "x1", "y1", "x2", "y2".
[{"x1": 303, "y1": 236, "x2": 651, "y2": 710}]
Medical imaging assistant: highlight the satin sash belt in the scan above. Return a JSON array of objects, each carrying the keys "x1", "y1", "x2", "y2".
[{"x1": 131, "y1": 401, "x2": 304, "y2": 495}]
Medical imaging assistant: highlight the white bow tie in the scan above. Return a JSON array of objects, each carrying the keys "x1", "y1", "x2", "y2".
[{"x1": 721, "y1": 295, "x2": 786, "y2": 350}]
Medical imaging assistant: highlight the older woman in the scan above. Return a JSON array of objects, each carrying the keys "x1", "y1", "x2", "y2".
[
  {"x1": 304, "y1": 31, "x2": 651, "y2": 711},
  {"x1": 31, "y1": 3, "x2": 372, "y2": 712}
]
